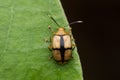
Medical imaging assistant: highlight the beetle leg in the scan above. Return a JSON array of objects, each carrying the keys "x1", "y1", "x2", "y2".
[
  {"x1": 45, "y1": 38, "x2": 50, "y2": 43},
  {"x1": 48, "y1": 25, "x2": 55, "y2": 34},
  {"x1": 72, "y1": 44, "x2": 76, "y2": 50},
  {"x1": 49, "y1": 56, "x2": 53, "y2": 59},
  {"x1": 48, "y1": 45, "x2": 53, "y2": 59},
  {"x1": 48, "y1": 45, "x2": 52, "y2": 51}
]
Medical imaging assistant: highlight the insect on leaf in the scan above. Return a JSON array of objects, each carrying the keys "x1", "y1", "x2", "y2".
[{"x1": 0, "y1": 0, "x2": 83, "y2": 80}]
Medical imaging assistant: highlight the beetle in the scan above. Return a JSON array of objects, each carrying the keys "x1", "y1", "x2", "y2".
[{"x1": 48, "y1": 15, "x2": 82, "y2": 64}]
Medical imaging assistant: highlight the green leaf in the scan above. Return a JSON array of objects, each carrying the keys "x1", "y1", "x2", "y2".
[{"x1": 0, "y1": 0, "x2": 83, "y2": 80}]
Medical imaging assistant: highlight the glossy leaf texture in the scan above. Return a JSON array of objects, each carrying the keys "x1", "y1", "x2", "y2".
[{"x1": 0, "y1": 0, "x2": 83, "y2": 80}]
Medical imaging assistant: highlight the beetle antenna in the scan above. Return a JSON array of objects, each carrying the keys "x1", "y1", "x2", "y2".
[
  {"x1": 65, "y1": 21, "x2": 83, "y2": 27},
  {"x1": 47, "y1": 14, "x2": 61, "y2": 27}
]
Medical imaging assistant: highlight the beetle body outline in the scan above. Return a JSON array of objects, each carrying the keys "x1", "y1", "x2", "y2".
[{"x1": 48, "y1": 15, "x2": 82, "y2": 64}]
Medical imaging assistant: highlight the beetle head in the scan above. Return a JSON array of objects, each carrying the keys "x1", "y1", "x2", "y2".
[
  {"x1": 58, "y1": 27, "x2": 65, "y2": 31},
  {"x1": 55, "y1": 27, "x2": 66, "y2": 35}
]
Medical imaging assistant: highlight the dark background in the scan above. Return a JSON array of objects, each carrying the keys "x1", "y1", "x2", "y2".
[{"x1": 61, "y1": 0, "x2": 120, "y2": 80}]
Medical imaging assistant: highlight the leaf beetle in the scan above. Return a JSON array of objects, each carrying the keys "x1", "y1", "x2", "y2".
[{"x1": 48, "y1": 15, "x2": 82, "y2": 64}]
